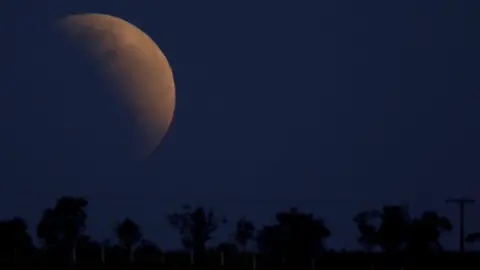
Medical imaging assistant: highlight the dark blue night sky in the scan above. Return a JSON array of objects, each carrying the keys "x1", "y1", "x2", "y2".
[{"x1": 1, "y1": 1, "x2": 480, "y2": 250}]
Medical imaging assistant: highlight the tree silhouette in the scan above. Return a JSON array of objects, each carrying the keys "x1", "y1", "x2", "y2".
[
  {"x1": 168, "y1": 205, "x2": 226, "y2": 256},
  {"x1": 235, "y1": 217, "x2": 255, "y2": 252},
  {"x1": 353, "y1": 210, "x2": 381, "y2": 251},
  {"x1": 0, "y1": 217, "x2": 33, "y2": 261},
  {"x1": 115, "y1": 217, "x2": 142, "y2": 262},
  {"x1": 407, "y1": 211, "x2": 452, "y2": 254},
  {"x1": 0, "y1": 194, "x2": 476, "y2": 268},
  {"x1": 354, "y1": 205, "x2": 410, "y2": 253},
  {"x1": 377, "y1": 205, "x2": 411, "y2": 253},
  {"x1": 354, "y1": 206, "x2": 451, "y2": 255},
  {"x1": 36, "y1": 196, "x2": 88, "y2": 260},
  {"x1": 256, "y1": 208, "x2": 330, "y2": 266}
]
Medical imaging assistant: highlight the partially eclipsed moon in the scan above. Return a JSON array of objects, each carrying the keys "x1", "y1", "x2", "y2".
[{"x1": 55, "y1": 13, "x2": 175, "y2": 159}]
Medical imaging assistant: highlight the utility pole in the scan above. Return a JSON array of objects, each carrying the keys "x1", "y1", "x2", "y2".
[{"x1": 446, "y1": 197, "x2": 475, "y2": 253}]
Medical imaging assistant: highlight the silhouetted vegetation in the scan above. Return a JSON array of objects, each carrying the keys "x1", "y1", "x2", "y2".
[
  {"x1": 116, "y1": 217, "x2": 142, "y2": 261},
  {"x1": 0, "y1": 196, "x2": 479, "y2": 269},
  {"x1": 256, "y1": 208, "x2": 330, "y2": 268},
  {"x1": 234, "y1": 217, "x2": 255, "y2": 252}
]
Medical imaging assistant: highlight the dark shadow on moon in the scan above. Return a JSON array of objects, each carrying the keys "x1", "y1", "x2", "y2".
[{"x1": 0, "y1": 19, "x2": 144, "y2": 193}]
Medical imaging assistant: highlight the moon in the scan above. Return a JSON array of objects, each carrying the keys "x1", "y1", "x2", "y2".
[
  {"x1": 0, "y1": 12, "x2": 175, "y2": 192},
  {"x1": 52, "y1": 13, "x2": 175, "y2": 159}
]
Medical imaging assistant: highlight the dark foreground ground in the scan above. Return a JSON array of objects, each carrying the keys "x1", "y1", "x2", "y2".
[{"x1": 2, "y1": 252, "x2": 480, "y2": 270}]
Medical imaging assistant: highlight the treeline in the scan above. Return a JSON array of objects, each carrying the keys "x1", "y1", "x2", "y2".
[{"x1": 1, "y1": 196, "x2": 480, "y2": 269}]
